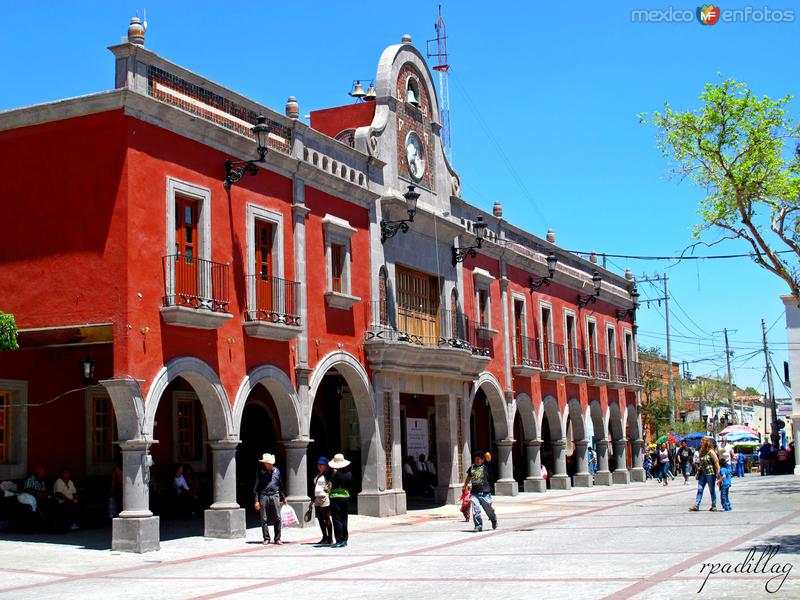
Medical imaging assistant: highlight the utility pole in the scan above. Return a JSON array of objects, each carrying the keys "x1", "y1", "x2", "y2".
[
  {"x1": 761, "y1": 318, "x2": 779, "y2": 446},
  {"x1": 639, "y1": 273, "x2": 674, "y2": 425},
  {"x1": 713, "y1": 328, "x2": 738, "y2": 423}
]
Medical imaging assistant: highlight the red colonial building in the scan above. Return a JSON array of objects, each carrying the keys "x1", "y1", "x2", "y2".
[{"x1": 0, "y1": 19, "x2": 643, "y2": 552}]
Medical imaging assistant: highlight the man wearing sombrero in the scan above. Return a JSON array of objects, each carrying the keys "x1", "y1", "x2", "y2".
[
  {"x1": 254, "y1": 453, "x2": 286, "y2": 545},
  {"x1": 327, "y1": 453, "x2": 353, "y2": 548}
]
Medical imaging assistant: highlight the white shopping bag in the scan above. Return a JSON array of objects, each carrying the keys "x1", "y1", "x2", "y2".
[{"x1": 280, "y1": 504, "x2": 299, "y2": 527}]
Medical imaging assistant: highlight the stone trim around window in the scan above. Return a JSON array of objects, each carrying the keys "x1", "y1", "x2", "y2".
[
  {"x1": 322, "y1": 214, "x2": 360, "y2": 310},
  {"x1": 0, "y1": 379, "x2": 27, "y2": 480}
]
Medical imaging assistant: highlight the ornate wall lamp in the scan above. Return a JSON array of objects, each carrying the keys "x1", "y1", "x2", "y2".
[
  {"x1": 577, "y1": 272, "x2": 603, "y2": 307},
  {"x1": 223, "y1": 114, "x2": 270, "y2": 189},
  {"x1": 380, "y1": 185, "x2": 419, "y2": 243},
  {"x1": 451, "y1": 216, "x2": 487, "y2": 266},
  {"x1": 529, "y1": 252, "x2": 558, "y2": 292},
  {"x1": 80, "y1": 356, "x2": 96, "y2": 385},
  {"x1": 617, "y1": 286, "x2": 640, "y2": 319}
]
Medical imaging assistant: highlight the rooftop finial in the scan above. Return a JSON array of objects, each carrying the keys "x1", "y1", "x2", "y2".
[
  {"x1": 546, "y1": 228, "x2": 556, "y2": 244},
  {"x1": 128, "y1": 15, "x2": 145, "y2": 46},
  {"x1": 401, "y1": 34, "x2": 412, "y2": 44}
]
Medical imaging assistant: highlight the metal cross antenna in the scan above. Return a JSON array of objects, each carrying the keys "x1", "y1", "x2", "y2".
[
  {"x1": 638, "y1": 273, "x2": 674, "y2": 426},
  {"x1": 712, "y1": 328, "x2": 738, "y2": 424}
]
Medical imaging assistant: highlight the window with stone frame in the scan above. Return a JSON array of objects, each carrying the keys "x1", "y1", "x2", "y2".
[
  {"x1": 322, "y1": 214, "x2": 360, "y2": 309},
  {"x1": 0, "y1": 391, "x2": 10, "y2": 464},
  {"x1": 331, "y1": 243, "x2": 345, "y2": 293},
  {"x1": 92, "y1": 394, "x2": 117, "y2": 464}
]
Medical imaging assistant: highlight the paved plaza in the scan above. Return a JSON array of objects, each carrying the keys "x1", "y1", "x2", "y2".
[{"x1": 0, "y1": 475, "x2": 798, "y2": 599}]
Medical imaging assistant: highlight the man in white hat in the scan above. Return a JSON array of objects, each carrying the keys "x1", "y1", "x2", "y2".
[{"x1": 254, "y1": 453, "x2": 286, "y2": 545}]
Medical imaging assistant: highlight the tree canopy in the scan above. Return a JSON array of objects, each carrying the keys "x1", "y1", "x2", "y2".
[{"x1": 644, "y1": 79, "x2": 800, "y2": 300}]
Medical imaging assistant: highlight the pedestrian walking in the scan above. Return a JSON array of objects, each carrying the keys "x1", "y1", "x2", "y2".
[
  {"x1": 308, "y1": 457, "x2": 332, "y2": 545},
  {"x1": 677, "y1": 441, "x2": 694, "y2": 485},
  {"x1": 253, "y1": 453, "x2": 286, "y2": 545},
  {"x1": 657, "y1": 443, "x2": 671, "y2": 486},
  {"x1": 588, "y1": 446, "x2": 597, "y2": 475},
  {"x1": 643, "y1": 452, "x2": 653, "y2": 479},
  {"x1": 689, "y1": 437, "x2": 720, "y2": 512},
  {"x1": 462, "y1": 451, "x2": 497, "y2": 532},
  {"x1": 328, "y1": 453, "x2": 352, "y2": 548},
  {"x1": 717, "y1": 457, "x2": 732, "y2": 511},
  {"x1": 758, "y1": 441, "x2": 771, "y2": 476},
  {"x1": 735, "y1": 451, "x2": 746, "y2": 477}
]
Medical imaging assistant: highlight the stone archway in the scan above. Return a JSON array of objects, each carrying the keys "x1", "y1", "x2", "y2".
[
  {"x1": 589, "y1": 400, "x2": 612, "y2": 485},
  {"x1": 232, "y1": 364, "x2": 305, "y2": 514},
  {"x1": 567, "y1": 399, "x2": 592, "y2": 487},
  {"x1": 308, "y1": 351, "x2": 386, "y2": 517},
  {"x1": 540, "y1": 396, "x2": 569, "y2": 489},
  {"x1": 608, "y1": 401, "x2": 629, "y2": 484},
  {"x1": 514, "y1": 393, "x2": 545, "y2": 493},
  {"x1": 467, "y1": 373, "x2": 515, "y2": 495}
]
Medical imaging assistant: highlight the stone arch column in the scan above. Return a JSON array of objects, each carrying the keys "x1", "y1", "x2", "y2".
[
  {"x1": 233, "y1": 364, "x2": 308, "y2": 525},
  {"x1": 468, "y1": 373, "x2": 515, "y2": 496},
  {"x1": 625, "y1": 403, "x2": 645, "y2": 482},
  {"x1": 568, "y1": 399, "x2": 592, "y2": 487},
  {"x1": 540, "y1": 396, "x2": 570, "y2": 490},
  {"x1": 515, "y1": 393, "x2": 545, "y2": 493},
  {"x1": 589, "y1": 400, "x2": 612, "y2": 486},
  {"x1": 309, "y1": 351, "x2": 388, "y2": 516},
  {"x1": 609, "y1": 401, "x2": 630, "y2": 484}
]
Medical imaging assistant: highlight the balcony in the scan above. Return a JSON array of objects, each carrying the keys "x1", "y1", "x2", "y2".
[
  {"x1": 161, "y1": 254, "x2": 233, "y2": 329},
  {"x1": 624, "y1": 360, "x2": 644, "y2": 391},
  {"x1": 512, "y1": 335, "x2": 543, "y2": 377},
  {"x1": 608, "y1": 356, "x2": 628, "y2": 389},
  {"x1": 364, "y1": 302, "x2": 490, "y2": 379},
  {"x1": 243, "y1": 275, "x2": 302, "y2": 341},
  {"x1": 541, "y1": 342, "x2": 569, "y2": 380},
  {"x1": 566, "y1": 347, "x2": 591, "y2": 383},
  {"x1": 589, "y1": 352, "x2": 611, "y2": 385}
]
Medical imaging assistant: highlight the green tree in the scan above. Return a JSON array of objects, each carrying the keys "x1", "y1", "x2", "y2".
[
  {"x1": 0, "y1": 311, "x2": 18, "y2": 351},
  {"x1": 644, "y1": 79, "x2": 800, "y2": 300}
]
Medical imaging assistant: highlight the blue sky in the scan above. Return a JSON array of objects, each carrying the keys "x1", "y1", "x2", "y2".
[{"x1": 2, "y1": 1, "x2": 798, "y2": 392}]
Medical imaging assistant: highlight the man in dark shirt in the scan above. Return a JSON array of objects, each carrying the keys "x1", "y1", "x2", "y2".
[
  {"x1": 463, "y1": 451, "x2": 497, "y2": 532},
  {"x1": 253, "y1": 453, "x2": 286, "y2": 545},
  {"x1": 758, "y1": 442, "x2": 772, "y2": 476},
  {"x1": 677, "y1": 441, "x2": 694, "y2": 485}
]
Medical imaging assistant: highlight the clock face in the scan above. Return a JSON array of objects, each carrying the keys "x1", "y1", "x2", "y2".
[{"x1": 405, "y1": 131, "x2": 425, "y2": 181}]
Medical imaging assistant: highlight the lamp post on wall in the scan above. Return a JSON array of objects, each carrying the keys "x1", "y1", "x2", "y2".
[
  {"x1": 451, "y1": 216, "x2": 487, "y2": 266},
  {"x1": 80, "y1": 356, "x2": 96, "y2": 385},
  {"x1": 529, "y1": 252, "x2": 558, "y2": 292},
  {"x1": 380, "y1": 185, "x2": 419, "y2": 243},
  {"x1": 223, "y1": 114, "x2": 270, "y2": 189},
  {"x1": 577, "y1": 272, "x2": 603, "y2": 308}
]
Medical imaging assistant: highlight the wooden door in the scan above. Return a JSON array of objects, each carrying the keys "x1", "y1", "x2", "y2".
[
  {"x1": 175, "y1": 195, "x2": 198, "y2": 303},
  {"x1": 255, "y1": 220, "x2": 274, "y2": 312},
  {"x1": 396, "y1": 266, "x2": 439, "y2": 343}
]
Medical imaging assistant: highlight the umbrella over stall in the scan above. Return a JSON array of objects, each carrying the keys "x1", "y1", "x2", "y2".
[{"x1": 655, "y1": 433, "x2": 683, "y2": 445}]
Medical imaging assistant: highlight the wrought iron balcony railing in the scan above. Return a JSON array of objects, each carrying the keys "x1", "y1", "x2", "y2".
[
  {"x1": 544, "y1": 342, "x2": 568, "y2": 373},
  {"x1": 514, "y1": 335, "x2": 543, "y2": 369},
  {"x1": 366, "y1": 301, "x2": 490, "y2": 356},
  {"x1": 592, "y1": 352, "x2": 611, "y2": 381},
  {"x1": 162, "y1": 254, "x2": 229, "y2": 313},
  {"x1": 568, "y1": 347, "x2": 591, "y2": 377},
  {"x1": 246, "y1": 274, "x2": 300, "y2": 326}
]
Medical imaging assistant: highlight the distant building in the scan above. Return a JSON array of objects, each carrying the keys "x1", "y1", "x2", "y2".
[{"x1": 781, "y1": 296, "x2": 800, "y2": 474}]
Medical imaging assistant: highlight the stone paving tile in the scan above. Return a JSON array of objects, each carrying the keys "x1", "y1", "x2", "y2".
[{"x1": 0, "y1": 476, "x2": 796, "y2": 599}]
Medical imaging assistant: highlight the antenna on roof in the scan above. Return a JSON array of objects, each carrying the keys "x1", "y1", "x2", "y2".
[
  {"x1": 426, "y1": 4, "x2": 452, "y2": 161},
  {"x1": 143, "y1": 8, "x2": 148, "y2": 32}
]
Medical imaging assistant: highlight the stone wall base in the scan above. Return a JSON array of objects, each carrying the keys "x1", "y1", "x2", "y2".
[
  {"x1": 436, "y1": 484, "x2": 461, "y2": 505},
  {"x1": 494, "y1": 479, "x2": 519, "y2": 496},
  {"x1": 549, "y1": 475, "x2": 571, "y2": 490},
  {"x1": 594, "y1": 471, "x2": 613, "y2": 486},
  {"x1": 357, "y1": 490, "x2": 397, "y2": 517},
  {"x1": 112, "y1": 516, "x2": 160, "y2": 553},
  {"x1": 572, "y1": 473, "x2": 594, "y2": 487},
  {"x1": 523, "y1": 477, "x2": 546, "y2": 493},
  {"x1": 630, "y1": 467, "x2": 646, "y2": 483},
  {"x1": 204, "y1": 508, "x2": 246, "y2": 538},
  {"x1": 612, "y1": 470, "x2": 631, "y2": 485}
]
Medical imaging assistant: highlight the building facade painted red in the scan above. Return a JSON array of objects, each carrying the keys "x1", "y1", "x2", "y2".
[{"x1": 0, "y1": 20, "x2": 644, "y2": 552}]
